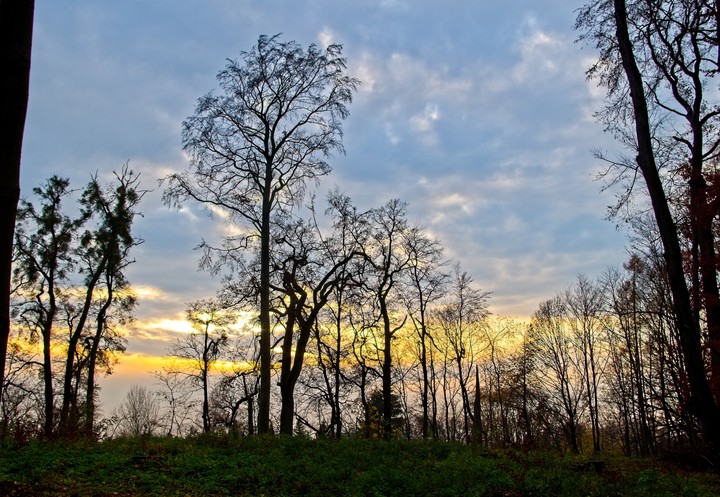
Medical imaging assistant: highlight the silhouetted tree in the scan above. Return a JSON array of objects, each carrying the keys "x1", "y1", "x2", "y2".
[
  {"x1": 113, "y1": 385, "x2": 160, "y2": 437},
  {"x1": 163, "y1": 34, "x2": 358, "y2": 434},
  {"x1": 13, "y1": 177, "x2": 84, "y2": 437},
  {"x1": 168, "y1": 299, "x2": 231, "y2": 433},
  {"x1": 577, "y1": 0, "x2": 720, "y2": 458}
]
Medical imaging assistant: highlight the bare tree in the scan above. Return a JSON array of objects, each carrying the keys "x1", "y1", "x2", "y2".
[
  {"x1": 114, "y1": 385, "x2": 160, "y2": 437},
  {"x1": 401, "y1": 227, "x2": 447, "y2": 439},
  {"x1": 153, "y1": 365, "x2": 196, "y2": 437},
  {"x1": 529, "y1": 297, "x2": 586, "y2": 453},
  {"x1": 435, "y1": 266, "x2": 490, "y2": 441},
  {"x1": 168, "y1": 299, "x2": 232, "y2": 433},
  {"x1": 163, "y1": 35, "x2": 358, "y2": 434},
  {"x1": 577, "y1": 0, "x2": 720, "y2": 457}
]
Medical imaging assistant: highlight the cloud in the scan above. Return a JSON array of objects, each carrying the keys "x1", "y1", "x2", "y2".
[
  {"x1": 318, "y1": 27, "x2": 336, "y2": 48},
  {"x1": 409, "y1": 104, "x2": 441, "y2": 144}
]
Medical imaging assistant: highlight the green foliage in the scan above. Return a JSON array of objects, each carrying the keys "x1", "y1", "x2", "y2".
[{"x1": 0, "y1": 436, "x2": 718, "y2": 496}]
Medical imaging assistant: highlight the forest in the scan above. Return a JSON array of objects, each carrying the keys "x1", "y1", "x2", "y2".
[{"x1": 2, "y1": 1, "x2": 720, "y2": 495}]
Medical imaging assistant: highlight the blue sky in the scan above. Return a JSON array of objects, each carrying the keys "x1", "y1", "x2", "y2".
[{"x1": 21, "y1": 1, "x2": 629, "y2": 402}]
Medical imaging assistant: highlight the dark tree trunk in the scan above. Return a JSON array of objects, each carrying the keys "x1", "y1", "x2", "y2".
[
  {"x1": 420, "y1": 323, "x2": 430, "y2": 439},
  {"x1": 472, "y1": 367, "x2": 483, "y2": 446},
  {"x1": 257, "y1": 185, "x2": 272, "y2": 435},
  {"x1": 85, "y1": 290, "x2": 113, "y2": 435},
  {"x1": 380, "y1": 297, "x2": 393, "y2": 440},
  {"x1": 60, "y1": 265, "x2": 104, "y2": 435},
  {"x1": 0, "y1": 0, "x2": 34, "y2": 406},
  {"x1": 42, "y1": 313, "x2": 55, "y2": 438}
]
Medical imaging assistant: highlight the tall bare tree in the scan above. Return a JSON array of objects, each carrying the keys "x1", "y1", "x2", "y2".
[
  {"x1": 577, "y1": 0, "x2": 720, "y2": 457},
  {"x1": 163, "y1": 35, "x2": 358, "y2": 433}
]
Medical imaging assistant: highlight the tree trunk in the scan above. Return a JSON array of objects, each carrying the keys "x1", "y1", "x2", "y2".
[
  {"x1": 60, "y1": 266, "x2": 104, "y2": 436},
  {"x1": 613, "y1": 0, "x2": 720, "y2": 459},
  {"x1": 420, "y1": 324, "x2": 430, "y2": 439},
  {"x1": 257, "y1": 186, "x2": 272, "y2": 434},
  {"x1": 0, "y1": 0, "x2": 34, "y2": 406},
  {"x1": 472, "y1": 367, "x2": 483, "y2": 446},
  {"x1": 380, "y1": 297, "x2": 393, "y2": 440},
  {"x1": 279, "y1": 308, "x2": 297, "y2": 435},
  {"x1": 85, "y1": 292, "x2": 112, "y2": 434}
]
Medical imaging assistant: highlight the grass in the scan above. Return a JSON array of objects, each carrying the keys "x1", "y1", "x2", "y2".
[{"x1": 0, "y1": 435, "x2": 718, "y2": 496}]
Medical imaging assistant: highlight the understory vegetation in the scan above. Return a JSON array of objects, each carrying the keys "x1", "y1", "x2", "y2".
[{"x1": 1, "y1": 435, "x2": 718, "y2": 497}]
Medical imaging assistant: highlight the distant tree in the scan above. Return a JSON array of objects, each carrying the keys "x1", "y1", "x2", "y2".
[
  {"x1": 361, "y1": 200, "x2": 414, "y2": 439},
  {"x1": 401, "y1": 226, "x2": 447, "y2": 439},
  {"x1": 114, "y1": 385, "x2": 160, "y2": 437},
  {"x1": 310, "y1": 191, "x2": 369, "y2": 438},
  {"x1": 564, "y1": 275, "x2": 606, "y2": 453},
  {"x1": 153, "y1": 365, "x2": 196, "y2": 437},
  {"x1": 357, "y1": 389, "x2": 404, "y2": 439},
  {"x1": 168, "y1": 299, "x2": 231, "y2": 433},
  {"x1": 163, "y1": 34, "x2": 358, "y2": 434},
  {"x1": 209, "y1": 327, "x2": 260, "y2": 435},
  {"x1": 529, "y1": 296, "x2": 586, "y2": 453},
  {"x1": 435, "y1": 266, "x2": 490, "y2": 441},
  {"x1": 0, "y1": 0, "x2": 35, "y2": 403}
]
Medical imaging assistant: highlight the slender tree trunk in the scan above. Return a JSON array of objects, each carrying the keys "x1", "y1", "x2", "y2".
[
  {"x1": 420, "y1": 324, "x2": 429, "y2": 439},
  {"x1": 247, "y1": 394, "x2": 255, "y2": 435},
  {"x1": 613, "y1": 0, "x2": 720, "y2": 459},
  {"x1": 380, "y1": 297, "x2": 393, "y2": 440},
  {"x1": 257, "y1": 187, "x2": 272, "y2": 434},
  {"x1": 60, "y1": 267, "x2": 104, "y2": 436},
  {"x1": 0, "y1": 0, "x2": 34, "y2": 406},
  {"x1": 472, "y1": 367, "x2": 483, "y2": 446},
  {"x1": 202, "y1": 330, "x2": 210, "y2": 433},
  {"x1": 85, "y1": 290, "x2": 112, "y2": 434},
  {"x1": 333, "y1": 301, "x2": 342, "y2": 438}
]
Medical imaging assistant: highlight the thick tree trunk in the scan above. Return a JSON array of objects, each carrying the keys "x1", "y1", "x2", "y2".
[
  {"x1": 280, "y1": 317, "x2": 315, "y2": 435},
  {"x1": 0, "y1": 0, "x2": 34, "y2": 407},
  {"x1": 613, "y1": 0, "x2": 720, "y2": 459},
  {"x1": 279, "y1": 309, "x2": 297, "y2": 435}
]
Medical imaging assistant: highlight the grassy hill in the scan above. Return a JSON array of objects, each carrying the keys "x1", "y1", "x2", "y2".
[{"x1": 1, "y1": 435, "x2": 718, "y2": 496}]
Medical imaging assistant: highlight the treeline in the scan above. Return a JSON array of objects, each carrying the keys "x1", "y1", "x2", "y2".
[{"x1": 107, "y1": 218, "x2": 713, "y2": 460}]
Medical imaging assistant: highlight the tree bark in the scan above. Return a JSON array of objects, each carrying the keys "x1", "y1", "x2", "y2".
[{"x1": 0, "y1": 0, "x2": 34, "y2": 410}]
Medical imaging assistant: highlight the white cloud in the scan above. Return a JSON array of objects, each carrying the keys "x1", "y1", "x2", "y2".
[
  {"x1": 409, "y1": 103, "x2": 441, "y2": 144},
  {"x1": 352, "y1": 52, "x2": 379, "y2": 93},
  {"x1": 318, "y1": 27, "x2": 335, "y2": 48}
]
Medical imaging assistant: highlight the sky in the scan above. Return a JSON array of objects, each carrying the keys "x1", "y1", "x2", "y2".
[{"x1": 21, "y1": 0, "x2": 630, "y2": 409}]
